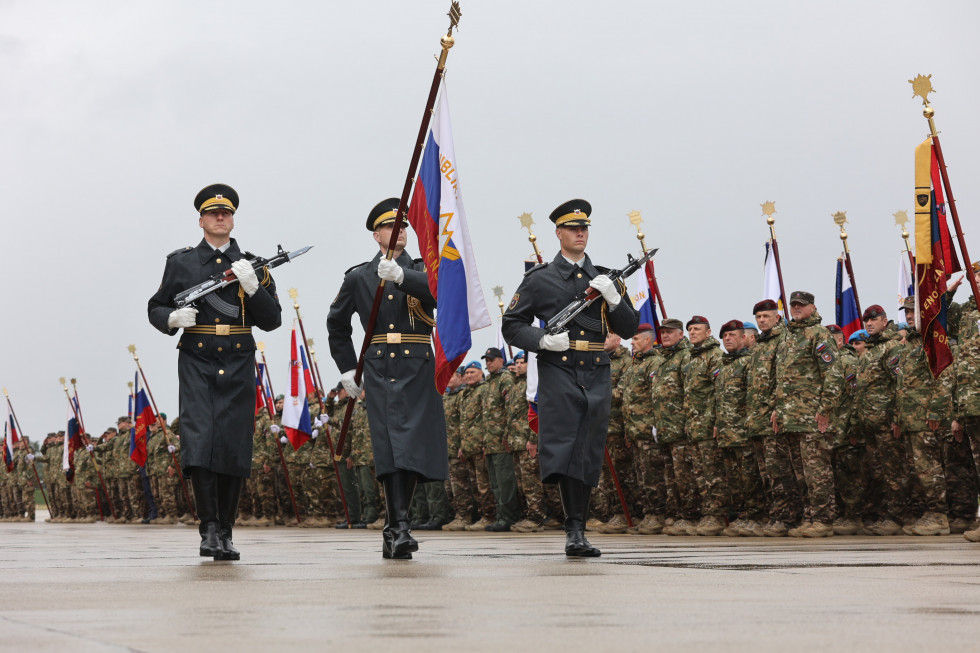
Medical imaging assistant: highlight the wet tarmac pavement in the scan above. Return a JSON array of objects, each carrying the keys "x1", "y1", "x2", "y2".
[{"x1": 2, "y1": 514, "x2": 980, "y2": 652}]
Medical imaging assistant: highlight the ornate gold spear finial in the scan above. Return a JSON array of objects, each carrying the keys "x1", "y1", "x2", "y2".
[
  {"x1": 257, "y1": 341, "x2": 266, "y2": 352},
  {"x1": 909, "y1": 74, "x2": 939, "y2": 135},
  {"x1": 761, "y1": 201, "x2": 778, "y2": 239},
  {"x1": 627, "y1": 210, "x2": 650, "y2": 253},
  {"x1": 519, "y1": 212, "x2": 543, "y2": 261},
  {"x1": 437, "y1": 2, "x2": 462, "y2": 69},
  {"x1": 127, "y1": 344, "x2": 138, "y2": 361},
  {"x1": 894, "y1": 210, "x2": 912, "y2": 251},
  {"x1": 492, "y1": 286, "x2": 505, "y2": 315},
  {"x1": 58, "y1": 377, "x2": 66, "y2": 388},
  {"x1": 70, "y1": 378, "x2": 77, "y2": 386},
  {"x1": 127, "y1": 381, "x2": 133, "y2": 390},
  {"x1": 833, "y1": 211, "x2": 851, "y2": 253}
]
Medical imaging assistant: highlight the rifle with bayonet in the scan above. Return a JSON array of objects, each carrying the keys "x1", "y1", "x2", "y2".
[
  {"x1": 175, "y1": 245, "x2": 313, "y2": 309},
  {"x1": 545, "y1": 248, "x2": 658, "y2": 335}
]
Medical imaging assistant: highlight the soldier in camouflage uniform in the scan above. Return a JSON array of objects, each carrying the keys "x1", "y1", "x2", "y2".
[
  {"x1": 830, "y1": 328, "x2": 873, "y2": 535},
  {"x1": 114, "y1": 417, "x2": 146, "y2": 523},
  {"x1": 714, "y1": 320, "x2": 765, "y2": 536},
  {"x1": 146, "y1": 421, "x2": 179, "y2": 524},
  {"x1": 683, "y1": 316, "x2": 727, "y2": 536},
  {"x1": 651, "y1": 318, "x2": 699, "y2": 536},
  {"x1": 773, "y1": 291, "x2": 843, "y2": 538},
  {"x1": 40, "y1": 434, "x2": 62, "y2": 522},
  {"x1": 298, "y1": 392, "x2": 332, "y2": 527},
  {"x1": 96, "y1": 427, "x2": 127, "y2": 522},
  {"x1": 480, "y1": 347, "x2": 521, "y2": 531},
  {"x1": 746, "y1": 299, "x2": 802, "y2": 536},
  {"x1": 854, "y1": 305, "x2": 907, "y2": 535},
  {"x1": 346, "y1": 393, "x2": 380, "y2": 527},
  {"x1": 507, "y1": 352, "x2": 548, "y2": 533},
  {"x1": 595, "y1": 333, "x2": 636, "y2": 534},
  {"x1": 13, "y1": 439, "x2": 36, "y2": 521},
  {"x1": 443, "y1": 369, "x2": 472, "y2": 530},
  {"x1": 458, "y1": 362, "x2": 497, "y2": 531},
  {"x1": 896, "y1": 298, "x2": 953, "y2": 535},
  {"x1": 72, "y1": 437, "x2": 101, "y2": 522},
  {"x1": 246, "y1": 406, "x2": 277, "y2": 526},
  {"x1": 621, "y1": 323, "x2": 668, "y2": 534}
]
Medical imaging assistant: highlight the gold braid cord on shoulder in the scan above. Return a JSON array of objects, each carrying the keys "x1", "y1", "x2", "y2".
[
  {"x1": 238, "y1": 266, "x2": 273, "y2": 326},
  {"x1": 406, "y1": 295, "x2": 436, "y2": 330}
]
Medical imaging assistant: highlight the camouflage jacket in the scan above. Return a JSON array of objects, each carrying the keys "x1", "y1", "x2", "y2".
[
  {"x1": 948, "y1": 296, "x2": 980, "y2": 417},
  {"x1": 607, "y1": 345, "x2": 632, "y2": 437},
  {"x1": 253, "y1": 409, "x2": 276, "y2": 468},
  {"x1": 772, "y1": 311, "x2": 843, "y2": 433},
  {"x1": 506, "y1": 375, "x2": 535, "y2": 449},
  {"x1": 896, "y1": 328, "x2": 955, "y2": 430},
  {"x1": 621, "y1": 348, "x2": 661, "y2": 443},
  {"x1": 443, "y1": 389, "x2": 464, "y2": 452},
  {"x1": 651, "y1": 338, "x2": 691, "y2": 445},
  {"x1": 458, "y1": 382, "x2": 487, "y2": 457},
  {"x1": 482, "y1": 369, "x2": 515, "y2": 454},
  {"x1": 146, "y1": 430, "x2": 173, "y2": 476},
  {"x1": 347, "y1": 400, "x2": 373, "y2": 466},
  {"x1": 854, "y1": 324, "x2": 903, "y2": 431},
  {"x1": 713, "y1": 348, "x2": 751, "y2": 448},
  {"x1": 834, "y1": 346, "x2": 861, "y2": 445},
  {"x1": 683, "y1": 336, "x2": 724, "y2": 442},
  {"x1": 745, "y1": 321, "x2": 785, "y2": 437},
  {"x1": 74, "y1": 444, "x2": 97, "y2": 486},
  {"x1": 112, "y1": 430, "x2": 138, "y2": 478},
  {"x1": 13, "y1": 447, "x2": 35, "y2": 486}
]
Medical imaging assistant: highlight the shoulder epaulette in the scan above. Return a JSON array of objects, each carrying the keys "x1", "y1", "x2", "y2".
[
  {"x1": 344, "y1": 261, "x2": 369, "y2": 275},
  {"x1": 167, "y1": 246, "x2": 193, "y2": 259},
  {"x1": 524, "y1": 262, "x2": 549, "y2": 276}
]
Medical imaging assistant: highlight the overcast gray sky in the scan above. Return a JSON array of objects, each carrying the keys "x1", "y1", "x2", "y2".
[{"x1": 2, "y1": 0, "x2": 979, "y2": 438}]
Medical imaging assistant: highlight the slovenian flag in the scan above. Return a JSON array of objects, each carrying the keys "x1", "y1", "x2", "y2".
[
  {"x1": 631, "y1": 260, "x2": 661, "y2": 345},
  {"x1": 407, "y1": 77, "x2": 491, "y2": 393},
  {"x1": 131, "y1": 373, "x2": 154, "y2": 467},
  {"x1": 255, "y1": 362, "x2": 267, "y2": 415},
  {"x1": 282, "y1": 324, "x2": 312, "y2": 450},
  {"x1": 63, "y1": 417, "x2": 83, "y2": 482},
  {"x1": 897, "y1": 253, "x2": 914, "y2": 311},
  {"x1": 835, "y1": 259, "x2": 861, "y2": 340}
]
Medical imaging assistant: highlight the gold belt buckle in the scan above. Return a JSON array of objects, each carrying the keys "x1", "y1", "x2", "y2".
[
  {"x1": 215, "y1": 325, "x2": 230, "y2": 336},
  {"x1": 387, "y1": 333, "x2": 402, "y2": 344},
  {"x1": 574, "y1": 340, "x2": 589, "y2": 351}
]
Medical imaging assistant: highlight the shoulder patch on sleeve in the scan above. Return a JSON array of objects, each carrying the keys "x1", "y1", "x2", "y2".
[
  {"x1": 820, "y1": 352, "x2": 834, "y2": 364},
  {"x1": 167, "y1": 246, "x2": 192, "y2": 259},
  {"x1": 508, "y1": 293, "x2": 520, "y2": 311},
  {"x1": 523, "y1": 262, "x2": 549, "y2": 277},
  {"x1": 344, "y1": 261, "x2": 368, "y2": 275}
]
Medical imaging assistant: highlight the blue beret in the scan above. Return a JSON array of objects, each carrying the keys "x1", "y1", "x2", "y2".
[
  {"x1": 742, "y1": 321, "x2": 758, "y2": 332},
  {"x1": 464, "y1": 361, "x2": 483, "y2": 371},
  {"x1": 849, "y1": 329, "x2": 870, "y2": 343}
]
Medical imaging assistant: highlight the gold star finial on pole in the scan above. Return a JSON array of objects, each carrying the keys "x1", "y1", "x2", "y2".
[{"x1": 628, "y1": 210, "x2": 650, "y2": 253}]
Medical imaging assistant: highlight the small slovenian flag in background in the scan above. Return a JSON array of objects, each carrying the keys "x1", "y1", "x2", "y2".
[
  {"x1": 63, "y1": 417, "x2": 82, "y2": 482},
  {"x1": 631, "y1": 261, "x2": 660, "y2": 346},
  {"x1": 3, "y1": 407, "x2": 17, "y2": 472},
  {"x1": 282, "y1": 324, "x2": 312, "y2": 450},
  {"x1": 835, "y1": 259, "x2": 862, "y2": 340},
  {"x1": 407, "y1": 77, "x2": 491, "y2": 393},
  {"x1": 523, "y1": 260, "x2": 543, "y2": 434},
  {"x1": 131, "y1": 373, "x2": 154, "y2": 467},
  {"x1": 255, "y1": 363, "x2": 267, "y2": 415}
]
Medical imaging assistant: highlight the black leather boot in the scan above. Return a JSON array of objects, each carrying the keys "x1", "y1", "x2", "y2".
[
  {"x1": 381, "y1": 471, "x2": 419, "y2": 559},
  {"x1": 558, "y1": 476, "x2": 601, "y2": 558},
  {"x1": 215, "y1": 473, "x2": 242, "y2": 561},
  {"x1": 190, "y1": 469, "x2": 221, "y2": 558}
]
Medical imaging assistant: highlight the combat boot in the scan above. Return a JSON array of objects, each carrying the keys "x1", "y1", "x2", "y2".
[
  {"x1": 367, "y1": 517, "x2": 386, "y2": 530},
  {"x1": 832, "y1": 517, "x2": 860, "y2": 535},
  {"x1": 597, "y1": 514, "x2": 628, "y2": 534},
  {"x1": 636, "y1": 514, "x2": 664, "y2": 535},
  {"x1": 723, "y1": 518, "x2": 744, "y2": 537},
  {"x1": 948, "y1": 517, "x2": 971, "y2": 534},
  {"x1": 464, "y1": 517, "x2": 492, "y2": 531},
  {"x1": 909, "y1": 512, "x2": 950, "y2": 536},
  {"x1": 801, "y1": 521, "x2": 834, "y2": 538},
  {"x1": 585, "y1": 517, "x2": 604, "y2": 532},
  {"x1": 963, "y1": 524, "x2": 980, "y2": 542},
  {"x1": 443, "y1": 516, "x2": 470, "y2": 531},
  {"x1": 867, "y1": 518, "x2": 902, "y2": 536},
  {"x1": 694, "y1": 515, "x2": 726, "y2": 536},
  {"x1": 738, "y1": 519, "x2": 764, "y2": 537},
  {"x1": 512, "y1": 519, "x2": 544, "y2": 533},
  {"x1": 253, "y1": 516, "x2": 273, "y2": 527},
  {"x1": 542, "y1": 516, "x2": 563, "y2": 530},
  {"x1": 666, "y1": 519, "x2": 697, "y2": 536}
]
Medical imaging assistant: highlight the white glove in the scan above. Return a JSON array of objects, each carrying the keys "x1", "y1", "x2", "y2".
[
  {"x1": 270, "y1": 424, "x2": 280, "y2": 434},
  {"x1": 86, "y1": 444, "x2": 94, "y2": 453},
  {"x1": 231, "y1": 260, "x2": 259, "y2": 296},
  {"x1": 377, "y1": 259, "x2": 405, "y2": 284},
  {"x1": 26, "y1": 454, "x2": 34, "y2": 462},
  {"x1": 315, "y1": 415, "x2": 328, "y2": 427},
  {"x1": 341, "y1": 369, "x2": 362, "y2": 397},
  {"x1": 539, "y1": 332, "x2": 570, "y2": 352},
  {"x1": 590, "y1": 275, "x2": 621, "y2": 308},
  {"x1": 311, "y1": 429, "x2": 319, "y2": 439},
  {"x1": 167, "y1": 445, "x2": 176, "y2": 454},
  {"x1": 167, "y1": 307, "x2": 199, "y2": 329},
  {"x1": 651, "y1": 425, "x2": 658, "y2": 443},
  {"x1": 309, "y1": 462, "x2": 315, "y2": 469},
  {"x1": 280, "y1": 435, "x2": 288, "y2": 444}
]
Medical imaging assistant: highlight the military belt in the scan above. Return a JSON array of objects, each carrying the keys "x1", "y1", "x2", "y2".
[
  {"x1": 183, "y1": 325, "x2": 253, "y2": 336},
  {"x1": 569, "y1": 340, "x2": 604, "y2": 352},
  {"x1": 370, "y1": 333, "x2": 432, "y2": 345}
]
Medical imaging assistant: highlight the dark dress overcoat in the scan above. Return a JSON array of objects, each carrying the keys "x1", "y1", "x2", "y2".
[
  {"x1": 147, "y1": 238, "x2": 282, "y2": 478},
  {"x1": 502, "y1": 253, "x2": 639, "y2": 486},
  {"x1": 326, "y1": 250, "x2": 449, "y2": 482}
]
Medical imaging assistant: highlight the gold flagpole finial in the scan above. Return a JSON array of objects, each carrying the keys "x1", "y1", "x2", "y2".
[
  {"x1": 257, "y1": 341, "x2": 266, "y2": 353},
  {"x1": 492, "y1": 286, "x2": 505, "y2": 315},
  {"x1": 909, "y1": 74, "x2": 939, "y2": 136},
  {"x1": 627, "y1": 210, "x2": 649, "y2": 253},
  {"x1": 127, "y1": 344, "x2": 139, "y2": 361},
  {"x1": 894, "y1": 210, "x2": 912, "y2": 251},
  {"x1": 761, "y1": 201, "x2": 778, "y2": 239},
  {"x1": 519, "y1": 212, "x2": 543, "y2": 261},
  {"x1": 127, "y1": 381, "x2": 133, "y2": 390},
  {"x1": 58, "y1": 377, "x2": 66, "y2": 387},
  {"x1": 437, "y1": 1, "x2": 462, "y2": 69},
  {"x1": 70, "y1": 378, "x2": 77, "y2": 386},
  {"x1": 833, "y1": 211, "x2": 850, "y2": 252},
  {"x1": 2, "y1": 388, "x2": 8, "y2": 397}
]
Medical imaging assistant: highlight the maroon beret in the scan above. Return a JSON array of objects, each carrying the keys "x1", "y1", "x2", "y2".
[
  {"x1": 862, "y1": 304, "x2": 886, "y2": 321},
  {"x1": 686, "y1": 315, "x2": 710, "y2": 329},
  {"x1": 636, "y1": 323, "x2": 654, "y2": 333},
  {"x1": 753, "y1": 299, "x2": 779, "y2": 314},
  {"x1": 719, "y1": 320, "x2": 744, "y2": 335},
  {"x1": 826, "y1": 324, "x2": 843, "y2": 334}
]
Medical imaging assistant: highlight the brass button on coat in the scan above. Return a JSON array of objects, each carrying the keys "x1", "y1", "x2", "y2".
[{"x1": 218, "y1": 370, "x2": 225, "y2": 375}]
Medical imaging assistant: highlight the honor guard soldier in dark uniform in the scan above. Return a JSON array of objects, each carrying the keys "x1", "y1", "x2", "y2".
[
  {"x1": 147, "y1": 184, "x2": 282, "y2": 560},
  {"x1": 327, "y1": 197, "x2": 449, "y2": 560},
  {"x1": 502, "y1": 199, "x2": 640, "y2": 557}
]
